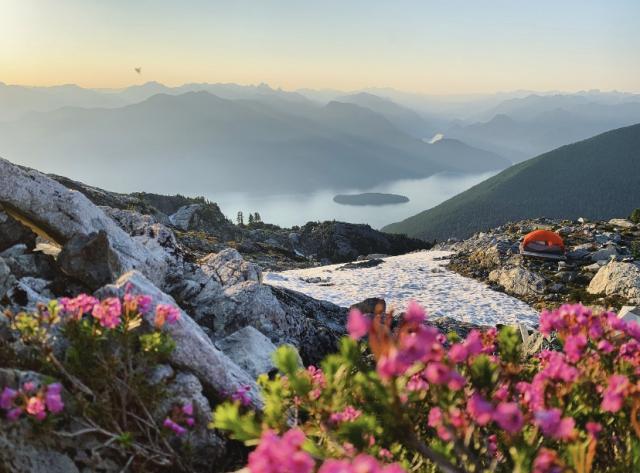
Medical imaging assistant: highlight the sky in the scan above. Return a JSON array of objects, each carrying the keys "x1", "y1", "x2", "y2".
[{"x1": 1, "y1": 0, "x2": 639, "y2": 94}]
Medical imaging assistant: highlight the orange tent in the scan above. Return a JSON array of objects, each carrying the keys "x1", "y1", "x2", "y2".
[{"x1": 520, "y1": 230, "x2": 565, "y2": 259}]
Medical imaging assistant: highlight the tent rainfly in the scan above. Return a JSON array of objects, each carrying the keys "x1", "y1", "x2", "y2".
[{"x1": 519, "y1": 229, "x2": 566, "y2": 260}]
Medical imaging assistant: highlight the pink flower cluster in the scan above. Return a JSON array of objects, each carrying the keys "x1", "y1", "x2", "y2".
[
  {"x1": 307, "y1": 365, "x2": 326, "y2": 400},
  {"x1": 330, "y1": 406, "x2": 362, "y2": 424},
  {"x1": 91, "y1": 297, "x2": 122, "y2": 329},
  {"x1": 248, "y1": 429, "x2": 315, "y2": 473},
  {"x1": 123, "y1": 292, "x2": 152, "y2": 315},
  {"x1": 163, "y1": 403, "x2": 195, "y2": 436},
  {"x1": 318, "y1": 455, "x2": 405, "y2": 473},
  {"x1": 248, "y1": 429, "x2": 405, "y2": 473},
  {"x1": 231, "y1": 385, "x2": 253, "y2": 406},
  {"x1": 0, "y1": 381, "x2": 64, "y2": 422},
  {"x1": 59, "y1": 293, "x2": 180, "y2": 331},
  {"x1": 60, "y1": 294, "x2": 122, "y2": 328},
  {"x1": 341, "y1": 301, "x2": 640, "y2": 470},
  {"x1": 154, "y1": 304, "x2": 181, "y2": 328}
]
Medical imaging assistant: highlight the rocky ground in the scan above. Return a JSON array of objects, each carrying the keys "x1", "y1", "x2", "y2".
[
  {"x1": 0, "y1": 158, "x2": 433, "y2": 472},
  {"x1": 51, "y1": 174, "x2": 431, "y2": 272},
  {"x1": 3, "y1": 158, "x2": 637, "y2": 471},
  {"x1": 0, "y1": 158, "x2": 354, "y2": 472},
  {"x1": 440, "y1": 217, "x2": 640, "y2": 312}
]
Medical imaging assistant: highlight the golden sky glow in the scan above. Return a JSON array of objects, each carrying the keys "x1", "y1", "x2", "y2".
[{"x1": 1, "y1": 0, "x2": 639, "y2": 94}]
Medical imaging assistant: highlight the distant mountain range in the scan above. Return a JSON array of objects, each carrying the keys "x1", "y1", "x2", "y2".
[
  {"x1": 446, "y1": 94, "x2": 640, "y2": 161},
  {"x1": 382, "y1": 123, "x2": 640, "y2": 241},
  {"x1": 2, "y1": 80, "x2": 640, "y2": 197},
  {"x1": 0, "y1": 89, "x2": 509, "y2": 194}
]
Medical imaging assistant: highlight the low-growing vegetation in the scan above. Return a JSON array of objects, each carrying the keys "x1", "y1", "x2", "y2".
[
  {"x1": 214, "y1": 302, "x2": 640, "y2": 473},
  {"x1": 2, "y1": 294, "x2": 191, "y2": 470},
  {"x1": 4, "y1": 295, "x2": 640, "y2": 472}
]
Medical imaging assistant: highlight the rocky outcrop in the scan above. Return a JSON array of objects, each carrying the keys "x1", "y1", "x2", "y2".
[
  {"x1": 58, "y1": 231, "x2": 123, "y2": 290},
  {"x1": 489, "y1": 267, "x2": 546, "y2": 297},
  {"x1": 199, "y1": 248, "x2": 261, "y2": 287},
  {"x1": 210, "y1": 281, "x2": 289, "y2": 340},
  {"x1": 169, "y1": 203, "x2": 235, "y2": 238},
  {"x1": 0, "y1": 160, "x2": 358, "y2": 471},
  {"x1": 216, "y1": 326, "x2": 281, "y2": 379},
  {"x1": 0, "y1": 210, "x2": 37, "y2": 252},
  {"x1": 588, "y1": 261, "x2": 640, "y2": 303},
  {"x1": 0, "y1": 158, "x2": 169, "y2": 287},
  {"x1": 294, "y1": 221, "x2": 430, "y2": 264},
  {"x1": 270, "y1": 286, "x2": 347, "y2": 365},
  {"x1": 444, "y1": 217, "x2": 640, "y2": 309},
  {"x1": 0, "y1": 257, "x2": 16, "y2": 300}
]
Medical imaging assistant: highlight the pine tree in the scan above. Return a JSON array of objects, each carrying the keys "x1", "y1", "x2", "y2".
[
  {"x1": 236, "y1": 211, "x2": 244, "y2": 226},
  {"x1": 248, "y1": 213, "x2": 255, "y2": 225},
  {"x1": 254, "y1": 212, "x2": 262, "y2": 223}
]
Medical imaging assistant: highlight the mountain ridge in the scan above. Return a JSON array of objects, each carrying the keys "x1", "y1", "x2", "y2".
[{"x1": 382, "y1": 123, "x2": 640, "y2": 241}]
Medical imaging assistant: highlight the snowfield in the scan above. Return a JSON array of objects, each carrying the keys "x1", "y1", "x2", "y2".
[{"x1": 264, "y1": 250, "x2": 539, "y2": 327}]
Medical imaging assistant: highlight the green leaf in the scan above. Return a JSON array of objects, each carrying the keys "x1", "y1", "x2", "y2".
[
  {"x1": 210, "y1": 402, "x2": 261, "y2": 442},
  {"x1": 272, "y1": 345, "x2": 301, "y2": 376},
  {"x1": 468, "y1": 354, "x2": 498, "y2": 390},
  {"x1": 498, "y1": 326, "x2": 522, "y2": 364}
]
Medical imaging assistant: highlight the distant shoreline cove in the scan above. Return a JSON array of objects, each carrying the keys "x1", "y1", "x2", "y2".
[{"x1": 333, "y1": 192, "x2": 410, "y2": 206}]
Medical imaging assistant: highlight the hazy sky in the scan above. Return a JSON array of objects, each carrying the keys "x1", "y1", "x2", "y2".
[{"x1": 1, "y1": 0, "x2": 639, "y2": 94}]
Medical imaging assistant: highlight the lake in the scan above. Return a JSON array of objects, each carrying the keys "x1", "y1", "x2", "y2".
[{"x1": 206, "y1": 171, "x2": 498, "y2": 229}]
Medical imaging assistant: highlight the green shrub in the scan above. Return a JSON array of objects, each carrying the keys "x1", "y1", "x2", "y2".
[{"x1": 213, "y1": 303, "x2": 640, "y2": 473}]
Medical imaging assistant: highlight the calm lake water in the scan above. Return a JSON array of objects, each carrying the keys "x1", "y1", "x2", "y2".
[{"x1": 206, "y1": 171, "x2": 498, "y2": 229}]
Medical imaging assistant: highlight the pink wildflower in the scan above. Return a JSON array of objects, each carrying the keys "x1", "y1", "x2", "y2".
[
  {"x1": 163, "y1": 417, "x2": 187, "y2": 436},
  {"x1": 406, "y1": 373, "x2": 428, "y2": 392},
  {"x1": 91, "y1": 297, "x2": 122, "y2": 329},
  {"x1": 563, "y1": 334, "x2": 587, "y2": 363},
  {"x1": 0, "y1": 387, "x2": 17, "y2": 410},
  {"x1": 534, "y1": 408, "x2": 575, "y2": 441},
  {"x1": 404, "y1": 300, "x2": 426, "y2": 324},
  {"x1": 249, "y1": 429, "x2": 315, "y2": 473},
  {"x1": 466, "y1": 393, "x2": 493, "y2": 426},
  {"x1": 60, "y1": 294, "x2": 98, "y2": 320},
  {"x1": 533, "y1": 448, "x2": 564, "y2": 473},
  {"x1": 424, "y1": 362, "x2": 450, "y2": 385},
  {"x1": 330, "y1": 406, "x2": 362, "y2": 423},
  {"x1": 448, "y1": 343, "x2": 468, "y2": 363},
  {"x1": 347, "y1": 309, "x2": 371, "y2": 340},
  {"x1": 26, "y1": 397, "x2": 46, "y2": 421},
  {"x1": 231, "y1": 385, "x2": 252, "y2": 406},
  {"x1": 44, "y1": 383, "x2": 64, "y2": 414},
  {"x1": 154, "y1": 304, "x2": 181, "y2": 328},
  {"x1": 124, "y1": 293, "x2": 153, "y2": 315},
  {"x1": 447, "y1": 370, "x2": 466, "y2": 391},
  {"x1": 597, "y1": 339, "x2": 614, "y2": 353},
  {"x1": 427, "y1": 407, "x2": 451, "y2": 441},
  {"x1": 601, "y1": 374, "x2": 630, "y2": 413},
  {"x1": 6, "y1": 407, "x2": 23, "y2": 422},
  {"x1": 493, "y1": 402, "x2": 524, "y2": 434},
  {"x1": 377, "y1": 348, "x2": 409, "y2": 380},
  {"x1": 586, "y1": 421, "x2": 602, "y2": 438},
  {"x1": 464, "y1": 330, "x2": 484, "y2": 357},
  {"x1": 182, "y1": 403, "x2": 194, "y2": 416}
]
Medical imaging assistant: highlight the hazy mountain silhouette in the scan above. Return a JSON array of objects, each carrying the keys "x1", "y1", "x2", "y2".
[
  {"x1": 383, "y1": 123, "x2": 640, "y2": 241},
  {"x1": 336, "y1": 92, "x2": 435, "y2": 139},
  {"x1": 0, "y1": 91, "x2": 508, "y2": 194},
  {"x1": 0, "y1": 82, "x2": 126, "y2": 120},
  {"x1": 447, "y1": 94, "x2": 640, "y2": 161}
]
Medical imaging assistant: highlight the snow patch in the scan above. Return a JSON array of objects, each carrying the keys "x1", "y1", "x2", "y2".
[{"x1": 264, "y1": 250, "x2": 539, "y2": 327}]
